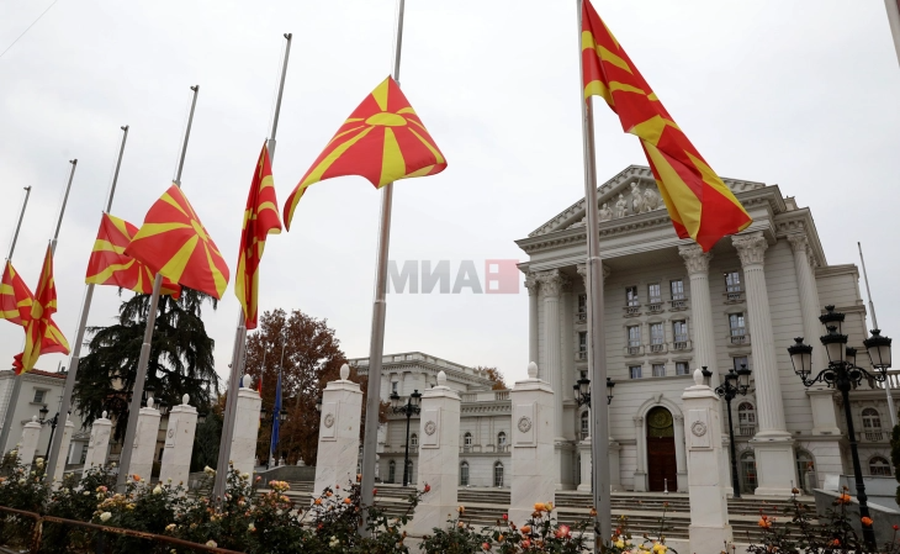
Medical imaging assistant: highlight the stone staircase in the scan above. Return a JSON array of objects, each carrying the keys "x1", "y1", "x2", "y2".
[{"x1": 270, "y1": 481, "x2": 814, "y2": 544}]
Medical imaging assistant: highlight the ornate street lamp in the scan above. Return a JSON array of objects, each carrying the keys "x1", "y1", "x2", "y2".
[
  {"x1": 787, "y1": 305, "x2": 892, "y2": 551},
  {"x1": 390, "y1": 389, "x2": 422, "y2": 486},
  {"x1": 37, "y1": 405, "x2": 60, "y2": 462},
  {"x1": 573, "y1": 377, "x2": 616, "y2": 407},
  {"x1": 712, "y1": 365, "x2": 752, "y2": 499}
]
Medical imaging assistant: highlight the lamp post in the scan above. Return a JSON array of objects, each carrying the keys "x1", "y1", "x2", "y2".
[
  {"x1": 710, "y1": 365, "x2": 752, "y2": 499},
  {"x1": 787, "y1": 305, "x2": 892, "y2": 552},
  {"x1": 259, "y1": 405, "x2": 287, "y2": 468},
  {"x1": 390, "y1": 389, "x2": 421, "y2": 486},
  {"x1": 573, "y1": 377, "x2": 616, "y2": 407},
  {"x1": 37, "y1": 405, "x2": 60, "y2": 462}
]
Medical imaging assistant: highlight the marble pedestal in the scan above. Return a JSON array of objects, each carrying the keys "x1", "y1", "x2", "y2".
[
  {"x1": 83, "y1": 411, "x2": 112, "y2": 477},
  {"x1": 130, "y1": 398, "x2": 161, "y2": 482},
  {"x1": 159, "y1": 394, "x2": 198, "y2": 487},
  {"x1": 231, "y1": 376, "x2": 262, "y2": 480},
  {"x1": 51, "y1": 418, "x2": 75, "y2": 484},
  {"x1": 315, "y1": 364, "x2": 362, "y2": 497},
  {"x1": 17, "y1": 416, "x2": 41, "y2": 468}
]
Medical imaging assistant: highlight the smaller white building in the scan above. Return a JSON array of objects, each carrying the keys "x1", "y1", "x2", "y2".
[{"x1": 0, "y1": 368, "x2": 89, "y2": 465}]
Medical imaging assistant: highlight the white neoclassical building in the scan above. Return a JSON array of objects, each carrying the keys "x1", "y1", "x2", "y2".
[{"x1": 358, "y1": 165, "x2": 897, "y2": 495}]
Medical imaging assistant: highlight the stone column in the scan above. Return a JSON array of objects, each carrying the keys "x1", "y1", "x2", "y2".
[
  {"x1": 51, "y1": 418, "x2": 75, "y2": 484},
  {"x1": 682, "y1": 369, "x2": 733, "y2": 551},
  {"x1": 537, "y1": 269, "x2": 568, "y2": 487},
  {"x1": 577, "y1": 438, "x2": 592, "y2": 492},
  {"x1": 733, "y1": 232, "x2": 795, "y2": 496},
  {"x1": 509, "y1": 362, "x2": 555, "y2": 525},
  {"x1": 408, "y1": 371, "x2": 460, "y2": 538},
  {"x1": 83, "y1": 411, "x2": 112, "y2": 477},
  {"x1": 315, "y1": 364, "x2": 362, "y2": 496},
  {"x1": 633, "y1": 415, "x2": 647, "y2": 492},
  {"x1": 159, "y1": 394, "x2": 198, "y2": 487},
  {"x1": 678, "y1": 244, "x2": 719, "y2": 386},
  {"x1": 524, "y1": 273, "x2": 540, "y2": 367},
  {"x1": 130, "y1": 398, "x2": 161, "y2": 482},
  {"x1": 231, "y1": 375, "x2": 262, "y2": 480},
  {"x1": 673, "y1": 413, "x2": 687, "y2": 491},
  {"x1": 17, "y1": 416, "x2": 41, "y2": 468}
]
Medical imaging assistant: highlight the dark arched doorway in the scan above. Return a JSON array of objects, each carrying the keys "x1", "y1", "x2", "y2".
[{"x1": 646, "y1": 406, "x2": 677, "y2": 492}]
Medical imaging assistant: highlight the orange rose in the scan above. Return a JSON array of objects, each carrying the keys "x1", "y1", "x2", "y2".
[{"x1": 861, "y1": 516, "x2": 874, "y2": 527}]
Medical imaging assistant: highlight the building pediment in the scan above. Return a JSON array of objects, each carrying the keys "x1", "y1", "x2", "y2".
[{"x1": 527, "y1": 165, "x2": 767, "y2": 238}]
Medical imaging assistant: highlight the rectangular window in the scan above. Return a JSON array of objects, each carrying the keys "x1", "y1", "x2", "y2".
[
  {"x1": 672, "y1": 320, "x2": 688, "y2": 343},
  {"x1": 625, "y1": 286, "x2": 639, "y2": 307},
  {"x1": 729, "y1": 313, "x2": 746, "y2": 335},
  {"x1": 652, "y1": 363, "x2": 666, "y2": 377},
  {"x1": 670, "y1": 279, "x2": 685, "y2": 300},
  {"x1": 649, "y1": 323, "x2": 664, "y2": 345},
  {"x1": 629, "y1": 365, "x2": 642, "y2": 379},
  {"x1": 725, "y1": 271, "x2": 742, "y2": 292},
  {"x1": 578, "y1": 331, "x2": 587, "y2": 359},
  {"x1": 32, "y1": 389, "x2": 46, "y2": 404},
  {"x1": 391, "y1": 381, "x2": 398, "y2": 394},
  {"x1": 577, "y1": 294, "x2": 586, "y2": 314},
  {"x1": 675, "y1": 362, "x2": 690, "y2": 376},
  {"x1": 733, "y1": 356, "x2": 749, "y2": 372},
  {"x1": 648, "y1": 283, "x2": 661, "y2": 304},
  {"x1": 627, "y1": 325, "x2": 641, "y2": 348}
]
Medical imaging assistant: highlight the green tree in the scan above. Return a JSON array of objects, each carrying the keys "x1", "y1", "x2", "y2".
[{"x1": 74, "y1": 288, "x2": 219, "y2": 441}]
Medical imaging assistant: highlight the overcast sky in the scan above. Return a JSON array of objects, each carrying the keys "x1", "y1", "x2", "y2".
[{"x1": 2, "y1": 1, "x2": 899, "y2": 391}]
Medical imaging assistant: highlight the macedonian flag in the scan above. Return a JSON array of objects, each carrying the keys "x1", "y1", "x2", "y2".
[
  {"x1": 1, "y1": 260, "x2": 34, "y2": 326},
  {"x1": 283, "y1": 76, "x2": 447, "y2": 230},
  {"x1": 235, "y1": 143, "x2": 282, "y2": 330},
  {"x1": 125, "y1": 184, "x2": 230, "y2": 300},
  {"x1": 85, "y1": 212, "x2": 181, "y2": 298},
  {"x1": 582, "y1": 0, "x2": 751, "y2": 251},
  {"x1": 17, "y1": 244, "x2": 70, "y2": 375}
]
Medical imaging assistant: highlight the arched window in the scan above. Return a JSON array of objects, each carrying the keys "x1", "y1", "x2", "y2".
[
  {"x1": 870, "y1": 456, "x2": 892, "y2": 477},
  {"x1": 463, "y1": 432, "x2": 473, "y2": 452},
  {"x1": 580, "y1": 411, "x2": 590, "y2": 440},
  {"x1": 862, "y1": 408, "x2": 883, "y2": 441},
  {"x1": 497, "y1": 431, "x2": 507, "y2": 451},
  {"x1": 740, "y1": 450, "x2": 757, "y2": 494},
  {"x1": 737, "y1": 402, "x2": 757, "y2": 437},
  {"x1": 388, "y1": 460, "x2": 396, "y2": 484},
  {"x1": 460, "y1": 461, "x2": 470, "y2": 486},
  {"x1": 494, "y1": 461, "x2": 504, "y2": 487},
  {"x1": 410, "y1": 433, "x2": 418, "y2": 449},
  {"x1": 405, "y1": 460, "x2": 414, "y2": 484}
]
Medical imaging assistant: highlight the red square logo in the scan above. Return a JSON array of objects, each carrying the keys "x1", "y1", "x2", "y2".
[{"x1": 484, "y1": 259, "x2": 519, "y2": 294}]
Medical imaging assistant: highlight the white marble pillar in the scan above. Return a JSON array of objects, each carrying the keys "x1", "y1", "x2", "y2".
[
  {"x1": 732, "y1": 232, "x2": 795, "y2": 496},
  {"x1": 633, "y1": 415, "x2": 647, "y2": 492},
  {"x1": 83, "y1": 411, "x2": 112, "y2": 477},
  {"x1": 315, "y1": 364, "x2": 362, "y2": 496},
  {"x1": 577, "y1": 438, "x2": 592, "y2": 492},
  {"x1": 408, "y1": 371, "x2": 460, "y2": 538},
  {"x1": 130, "y1": 398, "x2": 161, "y2": 482},
  {"x1": 17, "y1": 416, "x2": 41, "y2": 468},
  {"x1": 678, "y1": 244, "x2": 719, "y2": 387},
  {"x1": 538, "y1": 269, "x2": 567, "y2": 489},
  {"x1": 51, "y1": 418, "x2": 75, "y2": 484},
  {"x1": 673, "y1": 413, "x2": 688, "y2": 491},
  {"x1": 231, "y1": 375, "x2": 262, "y2": 480},
  {"x1": 682, "y1": 369, "x2": 733, "y2": 552},
  {"x1": 509, "y1": 362, "x2": 555, "y2": 525},
  {"x1": 525, "y1": 273, "x2": 540, "y2": 367},
  {"x1": 159, "y1": 394, "x2": 198, "y2": 487}
]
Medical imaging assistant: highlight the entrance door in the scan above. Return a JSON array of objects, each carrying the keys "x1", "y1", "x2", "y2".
[{"x1": 646, "y1": 407, "x2": 677, "y2": 492}]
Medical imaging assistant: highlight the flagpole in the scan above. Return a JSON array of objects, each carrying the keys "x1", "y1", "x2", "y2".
[
  {"x1": 858, "y1": 241, "x2": 895, "y2": 427},
  {"x1": 46, "y1": 126, "x2": 130, "y2": 483},
  {"x1": 6, "y1": 186, "x2": 32, "y2": 261},
  {"x1": 359, "y1": 0, "x2": 406, "y2": 529},
  {"x1": 213, "y1": 33, "x2": 292, "y2": 499},
  {"x1": 117, "y1": 86, "x2": 199, "y2": 492},
  {"x1": 576, "y1": 1, "x2": 611, "y2": 550},
  {"x1": 0, "y1": 159, "x2": 77, "y2": 454},
  {"x1": 885, "y1": 0, "x2": 900, "y2": 66}
]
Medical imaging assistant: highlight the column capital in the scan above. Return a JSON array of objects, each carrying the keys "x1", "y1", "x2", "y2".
[
  {"x1": 536, "y1": 269, "x2": 568, "y2": 298},
  {"x1": 786, "y1": 233, "x2": 818, "y2": 269},
  {"x1": 524, "y1": 273, "x2": 540, "y2": 296},
  {"x1": 575, "y1": 263, "x2": 610, "y2": 286},
  {"x1": 678, "y1": 243, "x2": 713, "y2": 275},
  {"x1": 732, "y1": 232, "x2": 768, "y2": 267}
]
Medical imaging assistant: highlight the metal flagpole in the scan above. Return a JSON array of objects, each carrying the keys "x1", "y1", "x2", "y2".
[
  {"x1": 359, "y1": 0, "x2": 405, "y2": 531},
  {"x1": 6, "y1": 186, "x2": 32, "y2": 261},
  {"x1": 116, "y1": 86, "x2": 199, "y2": 492},
  {"x1": 576, "y1": 1, "x2": 611, "y2": 550},
  {"x1": 0, "y1": 159, "x2": 77, "y2": 454},
  {"x1": 885, "y1": 0, "x2": 900, "y2": 66},
  {"x1": 46, "y1": 126, "x2": 130, "y2": 483},
  {"x1": 858, "y1": 242, "x2": 895, "y2": 426},
  {"x1": 213, "y1": 32, "x2": 292, "y2": 499}
]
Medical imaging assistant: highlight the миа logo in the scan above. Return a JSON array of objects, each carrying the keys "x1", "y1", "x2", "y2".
[{"x1": 387, "y1": 260, "x2": 520, "y2": 294}]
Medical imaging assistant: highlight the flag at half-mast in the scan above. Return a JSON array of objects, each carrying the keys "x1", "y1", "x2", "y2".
[
  {"x1": 85, "y1": 213, "x2": 182, "y2": 298},
  {"x1": 125, "y1": 184, "x2": 230, "y2": 300},
  {"x1": 282, "y1": 76, "x2": 447, "y2": 230},
  {"x1": 235, "y1": 143, "x2": 282, "y2": 330},
  {"x1": 581, "y1": 0, "x2": 751, "y2": 251},
  {"x1": 1, "y1": 260, "x2": 34, "y2": 326},
  {"x1": 16, "y1": 244, "x2": 70, "y2": 374}
]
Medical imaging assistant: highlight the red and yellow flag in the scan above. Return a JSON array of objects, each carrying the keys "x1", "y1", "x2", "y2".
[
  {"x1": 283, "y1": 76, "x2": 447, "y2": 230},
  {"x1": 124, "y1": 184, "x2": 230, "y2": 300},
  {"x1": 86, "y1": 213, "x2": 181, "y2": 298},
  {"x1": 581, "y1": 0, "x2": 751, "y2": 251},
  {"x1": 235, "y1": 143, "x2": 282, "y2": 330},
  {"x1": 17, "y1": 245, "x2": 70, "y2": 375},
  {"x1": 1, "y1": 260, "x2": 34, "y2": 326}
]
